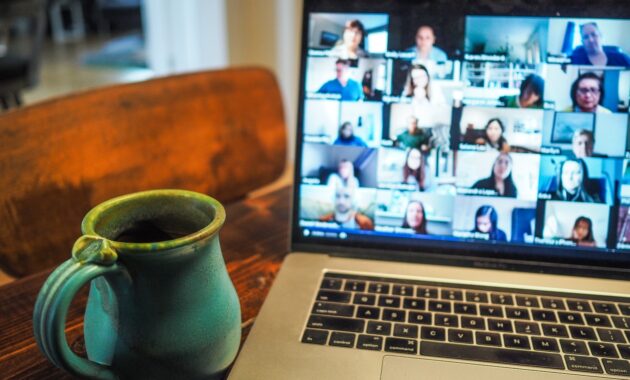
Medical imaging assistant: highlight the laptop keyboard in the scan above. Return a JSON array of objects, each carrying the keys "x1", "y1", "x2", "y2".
[{"x1": 301, "y1": 272, "x2": 630, "y2": 377}]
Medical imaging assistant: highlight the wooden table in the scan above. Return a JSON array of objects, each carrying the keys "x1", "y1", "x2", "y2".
[{"x1": 0, "y1": 186, "x2": 291, "y2": 379}]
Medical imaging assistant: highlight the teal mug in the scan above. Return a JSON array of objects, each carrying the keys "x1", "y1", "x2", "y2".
[{"x1": 33, "y1": 189, "x2": 241, "y2": 379}]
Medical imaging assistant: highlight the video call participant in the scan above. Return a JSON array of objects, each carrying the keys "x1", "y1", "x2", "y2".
[
  {"x1": 476, "y1": 118, "x2": 510, "y2": 152},
  {"x1": 472, "y1": 153, "x2": 518, "y2": 198},
  {"x1": 319, "y1": 186, "x2": 374, "y2": 230},
  {"x1": 551, "y1": 158, "x2": 601, "y2": 203},
  {"x1": 571, "y1": 129, "x2": 594, "y2": 158},
  {"x1": 333, "y1": 122, "x2": 367, "y2": 147},
  {"x1": 472, "y1": 205, "x2": 507, "y2": 242},
  {"x1": 401, "y1": 63, "x2": 446, "y2": 112},
  {"x1": 566, "y1": 72, "x2": 611, "y2": 113},
  {"x1": 401, "y1": 200, "x2": 428, "y2": 234},
  {"x1": 499, "y1": 74, "x2": 545, "y2": 109},
  {"x1": 317, "y1": 59, "x2": 364, "y2": 101},
  {"x1": 396, "y1": 115, "x2": 431, "y2": 151},
  {"x1": 330, "y1": 19, "x2": 367, "y2": 60},
  {"x1": 403, "y1": 148, "x2": 431, "y2": 191},
  {"x1": 569, "y1": 216, "x2": 597, "y2": 247},
  {"x1": 406, "y1": 25, "x2": 447, "y2": 63},
  {"x1": 327, "y1": 159, "x2": 360, "y2": 189},
  {"x1": 570, "y1": 22, "x2": 630, "y2": 67}
]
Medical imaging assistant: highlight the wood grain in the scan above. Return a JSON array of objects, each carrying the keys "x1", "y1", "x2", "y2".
[
  {"x1": 0, "y1": 67, "x2": 286, "y2": 277},
  {"x1": 0, "y1": 186, "x2": 292, "y2": 379}
]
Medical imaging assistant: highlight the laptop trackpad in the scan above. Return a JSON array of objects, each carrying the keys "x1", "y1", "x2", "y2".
[{"x1": 381, "y1": 356, "x2": 576, "y2": 379}]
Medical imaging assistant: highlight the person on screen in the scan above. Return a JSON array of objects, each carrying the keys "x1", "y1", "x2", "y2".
[
  {"x1": 570, "y1": 22, "x2": 630, "y2": 67},
  {"x1": 333, "y1": 122, "x2": 367, "y2": 147},
  {"x1": 317, "y1": 59, "x2": 363, "y2": 101},
  {"x1": 472, "y1": 153, "x2": 518, "y2": 198},
  {"x1": 499, "y1": 74, "x2": 545, "y2": 109},
  {"x1": 571, "y1": 129, "x2": 595, "y2": 158},
  {"x1": 552, "y1": 158, "x2": 601, "y2": 203},
  {"x1": 472, "y1": 205, "x2": 507, "y2": 242},
  {"x1": 565, "y1": 72, "x2": 611, "y2": 113},
  {"x1": 395, "y1": 115, "x2": 431, "y2": 151},
  {"x1": 475, "y1": 118, "x2": 510, "y2": 152},
  {"x1": 568, "y1": 216, "x2": 597, "y2": 247},
  {"x1": 401, "y1": 200, "x2": 428, "y2": 234},
  {"x1": 402, "y1": 147, "x2": 431, "y2": 191},
  {"x1": 406, "y1": 25, "x2": 448, "y2": 63},
  {"x1": 327, "y1": 159, "x2": 360, "y2": 189},
  {"x1": 330, "y1": 19, "x2": 367, "y2": 59},
  {"x1": 319, "y1": 185, "x2": 373, "y2": 230}
]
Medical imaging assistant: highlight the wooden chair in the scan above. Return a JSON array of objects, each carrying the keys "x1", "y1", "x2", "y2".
[{"x1": 0, "y1": 67, "x2": 287, "y2": 278}]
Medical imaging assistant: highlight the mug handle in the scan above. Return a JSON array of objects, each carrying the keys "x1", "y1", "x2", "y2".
[{"x1": 33, "y1": 236, "x2": 126, "y2": 380}]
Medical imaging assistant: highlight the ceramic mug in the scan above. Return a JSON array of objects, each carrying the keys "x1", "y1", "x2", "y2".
[{"x1": 33, "y1": 189, "x2": 241, "y2": 379}]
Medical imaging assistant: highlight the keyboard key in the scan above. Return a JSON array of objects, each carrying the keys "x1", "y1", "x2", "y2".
[
  {"x1": 557, "y1": 312, "x2": 584, "y2": 325},
  {"x1": 421, "y1": 342, "x2": 564, "y2": 370},
  {"x1": 317, "y1": 290, "x2": 351, "y2": 303},
  {"x1": 461, "y1": 316, "x2": 485, "y2": 330},
  {"x1": 515, "y1": 295, "x2": 539, "y2": 308},
  {"x1": 448, "y1": 329, "x2": 474, "y2": 344},
  {"x1": 368, "y1": 282, "x2": 390, "y2": 294},
  {"x1": 321, "y1": 278, "x2": 342, "y2": 290},
  {"x1": 490, "y1": 293, "x2": 514, "y2": 306},
  {"x1": 505, "y1": 307, "x2": 530, "y2": 320},
  {"x1": 344, "y1": 280, "x2": 366, "y2": 292},
  {"x1": 392, "y1": 284, "x2": 414, "y2": 296},
  {"x1": 394, "y1": 324, "x2": 418, "y2": 338},
  {"x1": 569, "y1": 326, "x2": 597, "y2": 340},
  {"x1": 441, "y1": 289, "x2": 463, "y2": 301},
  {"x1": 542, "y1": 323, "x2": 569, "y2": 338},
  {"x1": 378, "y1": 295, "x2": 401, "y2": 308},
  {"x1": 353, "y1": 293, "x2": 375, "y2": 306},
  {"x1": 402, "y1": 298, "x2": 426, "y2": 310},
  {"x1": 307, "y1": 315, "x2": 365, "y2": 333},
  {"x1": 564, "y1": 355, "x2": 603, "y2": 374},
  {"x1": 566, "y1": 300, "x2": 592, "y2": 313},
  {"x1": 504, "y1": 334, "x2": 530, "y2": 350},
  {"x1": 588, "y1": 342, "x2": 618, "y2": 358},
  {"x1": 356, "y1": 306, "x2": 380, "y2": 320},
  {"x1": 408, "y1": 311, "x2": 432, "y2": 325},
  {"x1": 312, "y1": 302, "x2": 355, "y2": 317},
  {"x1": 531, "y1": 337, "x2": 559, "y2": 352},
  {"x1": 302, "y1": 329, "x2": 329, "y2": 345},
  {"x1": 329, "y1": 332, "x2": 356, "y2": 348},
  {"x1": 466, "y1": 291, "x2": 488, "y2": 303},
  {"x1": 416, "y1": 287, "x2": 438, "y2": 299},
  {"x1": 620, "y1": 304, "x2": 630, "y2": 316},
  {"x1": 560, "y1": 339, "x2": 588, "y2": 355},
  {"x1": 618, "y1": 345, "x2": 630, "y2": 359},
  {"x1": 585, "y1": 313, "x2": 611, "y2": 327},
  {"x1": 385, "y1": 337, "x2": 418, "y2": 354},
  {"x1": 597, "y1": 328, "x2": 627, "y2": 343},
  {"x1": 382, "y1": 308, "x2": 405, "y2": 322},
  {"x1": 357, "y1": 335, "x2": 383, "y2": 351},
  {"x1": 435, "y1": 314, "x2": 459, "y2": 327},
  {"x1": 421, "y1": 326, "x2": 446, "y2": 341},
  {"x1": 532, "y1": 310, "x2": 557, "y2": 322},
  {"x1": 476, "y1": 332, "x2": 501, "y2": 346},
  {"x1": 428, "y1": 300, "x2": 451, "y2": 313},
  {"x1": 593, "y1": 302, "x2": 619, "y2": 315},
  {"x1": 541, "y1": 298, "x2": 565, "y2": 310},
  {"x1": 602, "y1": 358, "x2": 630, "y2": 377},
  {"x1": 488, "y1": 318, "x2": 512, "y2": 332},
  {"x1": 612, "y1": 316, "x2": 630, "y2": 330},
  {"x1": 515, "y1": 321, "x2": 540, "y2": 335},
  {"x1": 480, "y1": 305, "x2": 503, "y2": 318},
  {"x1": 366, "y1": 321, "x2": 391, "y2": 336},
  {"x1": 453, "y1": 303, "x2": 477, "y2": 315}
]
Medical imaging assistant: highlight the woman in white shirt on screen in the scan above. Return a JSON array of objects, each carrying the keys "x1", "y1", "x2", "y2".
[
  {"x1": 401, "y1": 64, "x2": 448, "y2": 126},
  {"x1": 327, "y1": 159, "x2": 360, "y2": 189}
]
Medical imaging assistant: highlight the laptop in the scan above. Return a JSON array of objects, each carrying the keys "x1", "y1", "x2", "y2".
[{"x1": 229, "y1": 0, "x2": 630, "y2": 378}]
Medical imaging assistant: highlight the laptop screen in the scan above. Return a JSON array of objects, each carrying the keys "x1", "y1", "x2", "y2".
[{"x1": 293, "y1": 0, "x2": 630, "y2": 271}]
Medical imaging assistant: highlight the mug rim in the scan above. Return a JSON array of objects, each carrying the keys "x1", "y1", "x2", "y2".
[{"x1": 81, "y1": 189, "x2": 226, "y2": 254}]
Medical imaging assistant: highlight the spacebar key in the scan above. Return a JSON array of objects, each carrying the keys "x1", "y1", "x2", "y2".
[{"x1": 421, "y1": 342, "x2": 565, "y2": 370}]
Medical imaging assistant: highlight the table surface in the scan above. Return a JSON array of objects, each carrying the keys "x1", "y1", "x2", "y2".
[{"x1": 0, "y1": 186, "x2": 292, "y2": 379}]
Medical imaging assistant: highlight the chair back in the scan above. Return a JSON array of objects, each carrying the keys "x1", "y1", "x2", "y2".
[{"x1": 0, "y1": 67, "x2": 287, "y2": 277}]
